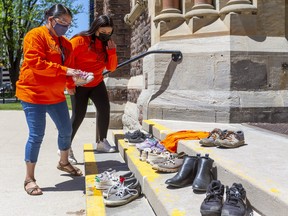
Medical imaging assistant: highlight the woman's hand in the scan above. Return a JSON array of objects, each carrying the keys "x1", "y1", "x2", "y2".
[
  {"x1": 107, "y1": 39, "x2": 116, "y2": 50},
  {"x1": 67, "y1": 88, "x2": 76, "y2": 95}
]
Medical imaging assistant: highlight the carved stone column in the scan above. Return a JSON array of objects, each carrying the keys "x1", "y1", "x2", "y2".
[
  {"x1": 154, "y1": 0, "x2": 184, "y2": 23},
  {"x1": 185, "y1": 0, "x2": 218, "y2": 19},
  {"x1": 220, "y1": 0, "x2": 257, "y2": 15}
]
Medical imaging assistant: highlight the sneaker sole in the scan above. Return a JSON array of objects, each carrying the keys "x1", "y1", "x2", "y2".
[
  {"x1": 153, "y1": 166, "x2": 179, "y2": 173},
  {"x1": 200, "y1": 210, "x2": 221, "y2": 216},
  {"x1": 216, "y1": 140, "x2": 245, "y2": 148},
  {"x1": 95, "y1": 182, "x2": 115, "y2": 190},
  {"x1": 104, "y1": 193, "x2": 139, "y2": 206}
]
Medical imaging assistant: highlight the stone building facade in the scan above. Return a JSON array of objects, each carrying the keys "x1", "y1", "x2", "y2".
[{"x1": 92, "y1": 0, "x2": 288, "y2": 129}]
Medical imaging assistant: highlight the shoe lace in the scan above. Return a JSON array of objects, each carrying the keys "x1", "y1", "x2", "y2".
[
  {"x1": 164, "y1": 158, "x2": 176, "y2": 165},
  {"x1": 95, "y1": 169, "x2": 116, "y2": 182},
  {"x1": 209, "y1": 128, "x2": 222, "y2": 140},
  {"x1": 113, "y1": 184, "x2": 138, "y2": 198},
  {"x1": 225, "y1": 187, "x2": 244, "y2": 206},
  {"x1": 205, "y1": 186, "x2": 223, "y2": 202}
]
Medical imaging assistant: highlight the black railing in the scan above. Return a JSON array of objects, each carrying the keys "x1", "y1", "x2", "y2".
[
  {"x1": 96, "y1": 50, "x2": 183, "y2": 141},
  {"x1": 102, "y1": 50, "x2": 183, "y2": 75}
]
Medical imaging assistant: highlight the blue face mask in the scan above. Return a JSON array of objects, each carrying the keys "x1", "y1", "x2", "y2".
[{"x1": 53, "y1": 22, "x2": 69, "y2": 36}]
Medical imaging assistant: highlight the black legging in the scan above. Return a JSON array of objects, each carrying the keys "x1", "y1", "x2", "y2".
[{"x1": 70, "y1": 81, "x2": 110, "y2": 143}]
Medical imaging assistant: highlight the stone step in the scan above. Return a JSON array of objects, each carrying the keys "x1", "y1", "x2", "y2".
[
  {"x1": 139, "y1": 119, "x2": 288, "y2": 216},
  {"x1": 116, "y1": 138, "x2": 207, "y2": 215}
]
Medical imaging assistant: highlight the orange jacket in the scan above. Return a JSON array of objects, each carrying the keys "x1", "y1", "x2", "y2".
[
  {"x1": 16, "y1": 26, "x2": 73, "y2": 104},
  {"x1": 161, "y1": 130, "x2": 209, "y2": 153},
  {"x1": 67, "y1": 35, "x2": 118, "y2": 89}
]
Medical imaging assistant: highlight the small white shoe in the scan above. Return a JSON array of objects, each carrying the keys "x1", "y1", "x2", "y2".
[
  {"x1": 96, "y1": 139, "x2": 116, "y2": 153},
  {"x1": 73, "y1": 71, "x2": 94, "y2": 86}
]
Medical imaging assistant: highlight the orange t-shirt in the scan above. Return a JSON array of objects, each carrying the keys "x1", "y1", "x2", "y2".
[
  {"x1": 161, "y1": 130, "x2": 209, "y2": 153},
  {"x1": 67, "y1": 35, "x2": 118, "y2": 89},
  {"x1": 16, "y1": 26, "x2": 73, "y2": 104}
]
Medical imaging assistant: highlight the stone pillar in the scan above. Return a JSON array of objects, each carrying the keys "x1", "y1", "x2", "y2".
[
  {"x1": 185, "y1": 0, "x2": 218, "y2": 19},
  {"x1": 220, "y1": 0, "x2": 257, "y2": 15},
  {"x1": 153, "y1": 0, "x2": 185, "y2": 35}
]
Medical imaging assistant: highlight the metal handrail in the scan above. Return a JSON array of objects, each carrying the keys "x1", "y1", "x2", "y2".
[{"x1": 102, "y1": 50, "x2": 183, "y2": 75}]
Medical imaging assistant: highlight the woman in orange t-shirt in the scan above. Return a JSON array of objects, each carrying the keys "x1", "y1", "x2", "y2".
[
  {"x1": 64, "y1": 15, "x2": 118, "y2": 161},
  {"x1": 16, "y1": 4, "x2": 84, "y2": 196}
]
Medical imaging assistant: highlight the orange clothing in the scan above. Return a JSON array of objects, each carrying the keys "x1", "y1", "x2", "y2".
[
  {"x1": 161, "y1": 130, "x2": 209, "y2": 153},
  {"x1": 67, "y1": 35, "x2": 118, "y2": 89},
  {"x1": 16, "y1": 26, "x2": 73, "y2": 104}
]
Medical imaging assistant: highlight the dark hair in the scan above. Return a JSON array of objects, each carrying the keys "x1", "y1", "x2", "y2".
[
  {"x1": 44, "y1": 4, "x2": 72, "y2": 22},
  {"x1": 73, "y1": 15, "x2": 114, "y2": 39}
]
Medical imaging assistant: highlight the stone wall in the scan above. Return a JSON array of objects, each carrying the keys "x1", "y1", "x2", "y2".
[
  {"x1": 122, "y1": 2, "x2": 151, "y2": 130},
  {"x1": 136, "y1": 0, "x2": 288, "y2": 123}
]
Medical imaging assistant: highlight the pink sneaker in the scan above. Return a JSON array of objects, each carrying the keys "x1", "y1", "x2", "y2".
[{"x1": 73, "y1": 71, "x2": 94, "y2": 86}]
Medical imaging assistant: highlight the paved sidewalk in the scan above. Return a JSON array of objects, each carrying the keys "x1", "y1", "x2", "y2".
[{"x1": 0, "y1": 110, "x2": 96, "y2": 216}]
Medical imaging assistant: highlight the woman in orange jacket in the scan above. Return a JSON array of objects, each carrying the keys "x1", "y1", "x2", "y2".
[
  {"x1": 65, "y1": 15, "x2": 118, "y2": 162},
  {"x1": 16, "y1": 4, "x2": 88, "y2": 196}
]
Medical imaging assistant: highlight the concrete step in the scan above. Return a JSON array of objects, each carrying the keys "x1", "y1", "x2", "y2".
[
  {"x1": 115, "y1": 139, "x2": 211, "y2": 215},
  {"x1": 139, "y1": 119, "x2": 288, "y2": 216},
  {"x1": 84, "y1": 142, "x2": 156, "y2": 216}
]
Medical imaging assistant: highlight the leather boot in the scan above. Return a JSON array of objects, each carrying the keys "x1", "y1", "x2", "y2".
[
  {"x1": 165, "y1": 154, "x2": 200, "y2": 187},
  {"x1": 192, "y1": 154, "x2": 214, "y2": 192}
]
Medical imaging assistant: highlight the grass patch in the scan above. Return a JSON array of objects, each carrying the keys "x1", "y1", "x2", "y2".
[{"x1": 0, "y1": 95, "x2": 72, "y2": 110}]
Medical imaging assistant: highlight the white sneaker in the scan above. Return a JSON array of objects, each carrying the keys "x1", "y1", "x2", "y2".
[
  {"x1": 57, "y1": 148, "x2": 78, "y2": 165},
  {"x1": 96, "y1": 139, "x2": 116, "y2": 153}
]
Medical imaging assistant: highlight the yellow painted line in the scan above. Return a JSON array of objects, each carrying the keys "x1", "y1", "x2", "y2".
[
  {"x1": 84, "y1": 143, "x2": 105, "y2": 216},
  {"x1": 171, "y1": 209, "x2": 186, "y2": 216}
]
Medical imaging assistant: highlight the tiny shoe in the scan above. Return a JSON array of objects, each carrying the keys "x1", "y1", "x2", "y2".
[
  {"x1": 136, "y1": 137, "x2": 159, "y2": 151},
  {"x1": 73, "y1": 71, "x2": 94, "y2": 86},
  {"x1": 95, "y1": 169, "x2": 134, "y2": 190},
  {"x1": 221, "y1": 183, "x2": 251, "y2": 216},
  {"x1": 199, "y1": 128, "x2": 227, "y2": 147},
  {"x1": 147, "y1": 151, "x2": 186, "y2": 166},
  {"x1": 146, "y1": 149, "x2": 169, "y2": 164},
  {"x1": 200, "y1": 180, "x2": 224, "y2": 216},
  {"x1": 215, "y1": 130, "x2": 245, "y2": 148},
  {"x1": 102, "y1": 176, "x2": 138, "y2": 198},
  {"x1": 103, "y1": 181, "x2": 141, "y2": 206},
  {"x1": 152, "y1": 157, "x2": 184, "y2": 173},
  {"x1": 124, "y1": 130, "x2": 150, "y2": 144},
  {"x1": 95, "y1": 169, "x2": 118, "y2": 190},
  {"x1": 96, "y1": 139, "x2": 116, "y2": 153}
]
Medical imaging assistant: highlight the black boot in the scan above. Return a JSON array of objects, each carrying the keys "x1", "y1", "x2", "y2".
[
  {"x1": 200, "y1": 180, "x2": 224, "y2": 216},
  {"x1": 165, "y1": 154, "x2": 199, "y2": 187},
  {"x1": 192, "y1": 154, "x2": 214, "y2": 192}
]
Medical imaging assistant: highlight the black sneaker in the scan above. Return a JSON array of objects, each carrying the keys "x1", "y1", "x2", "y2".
[
  {"x1": 200, "y1": 180, "x2": 224, "y2": 216},
  {"x1": 124, "y1": 130, "x2": 150, "y2": 143},
  {"x1": 221, "y1": 183, "x2": 248, "y2": 216}
]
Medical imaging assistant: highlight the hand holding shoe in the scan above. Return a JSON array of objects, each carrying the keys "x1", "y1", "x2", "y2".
[
  {"x1": 72, "y1": 70, "x2": 94, "y2": 86},
  {"x1": 66, "y1": 68, "x2": 80, "y2": 76}
]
